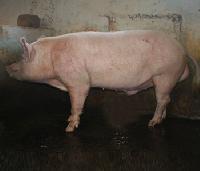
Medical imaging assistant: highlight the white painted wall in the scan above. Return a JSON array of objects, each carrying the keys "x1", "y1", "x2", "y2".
[{"x1": 0, "y1": 0, "x2": 199, "y2": 32}]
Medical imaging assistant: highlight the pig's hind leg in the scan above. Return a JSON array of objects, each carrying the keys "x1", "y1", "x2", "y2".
[
  {"x1": 65, "y1": 85, "x2": 89, "y2": 132},
  {"x1": 148, "y1": 74, "x2": 177, "y2": 127}
]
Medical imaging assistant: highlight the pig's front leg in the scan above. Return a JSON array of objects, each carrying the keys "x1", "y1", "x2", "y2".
[{"x1": 65, "y1": 85, "x2": 89, "y2": 132}]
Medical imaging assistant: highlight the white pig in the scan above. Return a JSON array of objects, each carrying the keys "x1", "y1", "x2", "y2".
[{"x1": 6, "y1": 30, "x2": 199, "y2": 132}]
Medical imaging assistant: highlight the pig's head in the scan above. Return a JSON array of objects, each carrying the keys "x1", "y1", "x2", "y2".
[{"x1": 6, "y1": 37, "x2": 54, "y2": 82}]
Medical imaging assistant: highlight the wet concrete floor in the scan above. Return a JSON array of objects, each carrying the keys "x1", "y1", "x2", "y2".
[{"x1": 1, "y1": 79, "x2": 200, "y2": 171}]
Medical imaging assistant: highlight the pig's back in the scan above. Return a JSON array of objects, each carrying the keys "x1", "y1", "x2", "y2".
[{"x1": 63, "y1": 31, "x2": 185, "y2": 90}]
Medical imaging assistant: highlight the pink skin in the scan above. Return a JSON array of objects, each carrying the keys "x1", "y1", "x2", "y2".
[{"x1": 6, "y1": 30, "x2": 193, "y2": 132}]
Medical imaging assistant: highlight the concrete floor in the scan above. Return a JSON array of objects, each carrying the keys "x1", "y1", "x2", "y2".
[{"x1": 0, "y1": 79, "x2": 200, "y2": 171}]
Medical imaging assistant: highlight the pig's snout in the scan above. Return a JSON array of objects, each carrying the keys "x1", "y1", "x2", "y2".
[{"x1": 6, "y1": 63, "x2": 20, "y2": 77}]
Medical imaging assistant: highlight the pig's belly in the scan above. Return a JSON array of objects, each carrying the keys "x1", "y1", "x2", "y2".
[{"x1": 89, "y1": 69, "x2": 153, "y2": 91}]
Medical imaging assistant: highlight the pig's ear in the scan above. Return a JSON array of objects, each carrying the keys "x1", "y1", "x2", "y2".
[
  {"x1": 20, "y1": 37, "x2": 29, "y2": 50},
  {"x1": 20, "y1": 37, "x2": 32, "y2": 61}
]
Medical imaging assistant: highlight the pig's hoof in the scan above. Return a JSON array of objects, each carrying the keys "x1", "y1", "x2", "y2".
[
  {"x1": 65, "y1": 125, "x2": 75, "y2": 132},
  {"x1": 148, "y1": 120, "x2": 157, "y2": 127},
  {"x1": 65, "y1": 120, "x2": 79, "y2": 132},
  {"x1": 148, "y1": 117, "x2": 162, "y2": 127}
]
